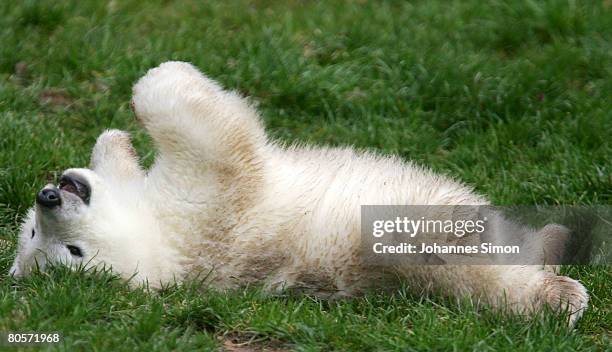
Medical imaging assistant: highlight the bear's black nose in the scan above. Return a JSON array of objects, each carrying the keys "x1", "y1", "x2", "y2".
[{"x1": 37, "y1": 188, "x2": 61, "y2": 207}]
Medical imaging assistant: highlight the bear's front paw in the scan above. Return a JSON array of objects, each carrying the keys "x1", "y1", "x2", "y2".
[
  {"x1": 131, "y1": 61, "x2": 220, "y2": 125},
  {"x1": 540, "y1": 275, "x2": 589, "y2": 328},
  {"x1": 90, "y1": 129, "x2": 143, "y2": 179}
]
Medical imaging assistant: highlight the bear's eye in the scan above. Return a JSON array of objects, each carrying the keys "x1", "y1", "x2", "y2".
[
  {"x1": 31, "y1": 229, "x2": 35, "y2": 239},
  {"x1": 66, "y1": 245, "x2": 83, "y2": 257}
]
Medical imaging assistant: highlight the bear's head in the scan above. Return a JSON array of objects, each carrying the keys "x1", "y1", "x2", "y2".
[{"x1": 9, "y1": 130, "x2": 178, "y2": 286}]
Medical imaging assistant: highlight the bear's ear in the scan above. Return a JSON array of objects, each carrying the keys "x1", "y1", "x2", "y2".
[{"x1": 90, "y1": 129, "x2": 144, "y2": 181}]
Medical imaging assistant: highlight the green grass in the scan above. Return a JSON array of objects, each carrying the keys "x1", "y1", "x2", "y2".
[{"x1": 0, "y1": 0, "x2": 610, "y2": 350}]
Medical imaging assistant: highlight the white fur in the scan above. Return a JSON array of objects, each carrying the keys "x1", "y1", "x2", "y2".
[{"x1": 10, "y1": 62, "x2": 588, "y2": 327}]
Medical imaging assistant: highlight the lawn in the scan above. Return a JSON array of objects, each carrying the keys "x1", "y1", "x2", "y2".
[{"x1": 0, "y1": 0, "x2": 610, "y2": 350}]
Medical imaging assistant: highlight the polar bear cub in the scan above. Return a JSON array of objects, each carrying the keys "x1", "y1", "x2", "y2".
[{"x1": 10, "y1": 61, "x2": 588, "y2": 326}]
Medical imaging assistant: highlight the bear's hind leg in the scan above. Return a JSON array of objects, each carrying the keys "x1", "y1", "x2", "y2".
[{"x1": 400, "y1": 265, "x2": 588, "y2": 327}]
